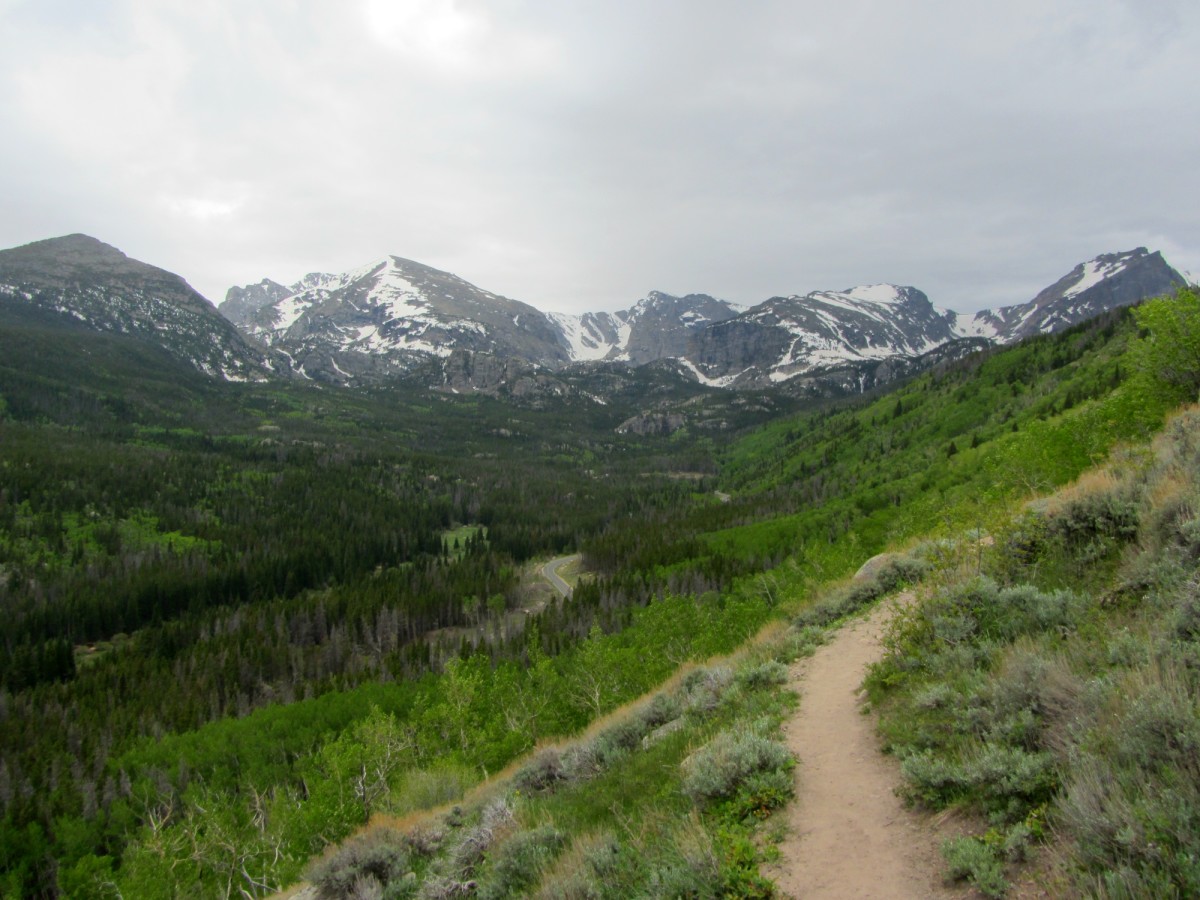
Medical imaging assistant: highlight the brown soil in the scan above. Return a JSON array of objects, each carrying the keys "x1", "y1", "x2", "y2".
[{"x1": 768, "y1": 598, "x2": 972, "y2": 899}]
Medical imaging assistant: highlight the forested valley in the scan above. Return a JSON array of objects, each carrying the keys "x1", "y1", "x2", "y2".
[{"x1": 1, "y1": 288, "x2": 1198, "y2": 897}]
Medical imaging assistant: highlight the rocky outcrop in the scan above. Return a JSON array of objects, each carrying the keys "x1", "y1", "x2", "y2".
[{"x1": 615, "y1": 412, "x2": 687, "y2": 435}]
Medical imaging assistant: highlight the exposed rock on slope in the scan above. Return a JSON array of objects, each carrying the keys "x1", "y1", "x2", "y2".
[{"x1": 0, "y1": 234, "x2": 275, "y2": 381}]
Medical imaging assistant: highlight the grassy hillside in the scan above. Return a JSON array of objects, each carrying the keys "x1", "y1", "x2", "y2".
[{"x1": 866, "y1": 400, "x2": 1200, "y2": 897}]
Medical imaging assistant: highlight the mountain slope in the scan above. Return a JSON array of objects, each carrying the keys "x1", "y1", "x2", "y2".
[
  {"x1": 961, "y1": 247, "x2": 1185, "y2": 341},
  {"x1": 678, "y1": 249, "x2": 1185, "y2": 389},
  {"x1": 0, "y1": 234, "x2": 274, "y2": 381},
  {"x1": 7, "y1": 234, "x2": 1180, "y2": 395},
  {"x1": 220, "y1": 256, "x2": 570, "y2": 383},
  {"x1": 547, "y1": 291, "x2": 742, "y2": 364},
  {"x1": 229, "y1": 246, "x2": 1181, "y2": 393},
  {"x1": 683, "y1": 284, "x2": 960, "y2": 388}
]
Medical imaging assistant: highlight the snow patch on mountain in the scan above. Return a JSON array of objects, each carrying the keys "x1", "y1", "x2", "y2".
[
  {"x1": 843, "y1": 284, "x2": 907, "y2": 304},
  {"x1": 1062, "y1": 255, "x2": 1130, "y2": 300},
  {"x1": 952, "y1": 315, "x2": 1001, "y2": 340},
  {"x1": 546, "y1": 311, "x2": 628, "y2": 361},
  {"x1": 675, "y1": 357, "x2": 749, "y2": 388},
  {"x1": 545, "y1": 292, "x2": 741, "y2": 364}
]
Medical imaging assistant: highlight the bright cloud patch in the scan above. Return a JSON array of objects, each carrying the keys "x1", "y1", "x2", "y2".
[{"x1": 363, "y1": 0, "x2": 488, "y2": 70}]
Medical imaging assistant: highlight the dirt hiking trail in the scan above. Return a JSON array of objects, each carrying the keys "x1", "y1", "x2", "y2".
[{"x1": 769, "y1": 597, "x2": 970, "y2": 899}]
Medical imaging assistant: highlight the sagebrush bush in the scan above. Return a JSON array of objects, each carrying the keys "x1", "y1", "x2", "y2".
[
  {"x1": 1110, "y1": 668, "x2": 1200, "y2": 773},
  {"x1": 1058, "y1": 664, "x2": 1200, "y2": 896},
  {"x1": 514, "y1": 749, "x2": 567, "y2": 794},
  {"x1": 893, "y1": 579, "x2": 1082, "y2": 667},
  {"x1": 1046, "y1": 486, "x2": 1140, "y2": 546},
  {"x1": 607, "y1": 717, "x2": 645, "y2": 751},
  {"x1": 401, "y1": 824, "x2": 445, "y2": 861},
  {"x1": 680, "y1": 727, "x2": 793, "y2": 804},
  {"x1": 967, "y1": 643, "x2": 1082, "y2": 756},
  {"x1": 635, "y1": 692, "x2": 682, "y2": 730},
  {"x1": 1171, "y1": 576, "x2": 1200, "y2": 642},
  {"x1": 899, "y1": 750, "x2": 968, "y2": 806},
  {"x1": 794, "y1": 553, "x2": 928, "y2": 629},
  {"x1": 559, "y1": 741, "x2": 602, "y2": 782},
  {"x1": 735, "y1": 659, "x2": 789, "y2": 690},
  {"x1": 1143, "y1": 476, "x2": 1200, "y2": 559},
  {"x1": 680, "y1": 665, "x2": 733, "y2": 715},
  {"x1": 964, "y1": 745, "x2": 1057, "y2": 817},
  {"x1": 309, "y1": 827, "x2": 410, "y2": 899},
  {"x1": 441, "y1": 798, "x2": 515, "y2": 880},
  {"x1": 1000, "y1": 821, "x2": 1035, "y2": 862},
  {"x1": 875, "y1": 555, "x2": 931, "y2": 592},
  {"x1": 912, "y1": 681, "x2": 961, "y2": 711}
]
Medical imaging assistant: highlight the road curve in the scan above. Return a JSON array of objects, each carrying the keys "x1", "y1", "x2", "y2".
[{"x1": 541, "y1": 554, "x2": 580, "y2": 598}]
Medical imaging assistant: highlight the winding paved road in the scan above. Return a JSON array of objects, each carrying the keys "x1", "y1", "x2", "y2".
[{"x1": 541, "y1": 554, "x2": 580, "y2": 598}]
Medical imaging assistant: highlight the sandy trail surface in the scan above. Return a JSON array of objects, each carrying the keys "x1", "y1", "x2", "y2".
[{"x1": 768, "y1": 598, "x2": 969, "y2": 899}]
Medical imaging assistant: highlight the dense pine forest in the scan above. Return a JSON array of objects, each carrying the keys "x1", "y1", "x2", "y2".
[{"x1": 1, "y1": 288, "x2": 1198, "y2": 897}]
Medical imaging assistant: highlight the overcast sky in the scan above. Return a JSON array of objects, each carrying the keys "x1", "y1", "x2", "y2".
[{"x1": 1, "y1": 1, "x2": 1197, "y2": 314}]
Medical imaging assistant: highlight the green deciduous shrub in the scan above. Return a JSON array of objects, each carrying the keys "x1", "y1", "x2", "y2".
[
  {"x1": 942, "y1": 836, "x2": 1008, "y2": 898},
  {"x1": 475, "y1": 825, "x2": 565, "y2": 900}
]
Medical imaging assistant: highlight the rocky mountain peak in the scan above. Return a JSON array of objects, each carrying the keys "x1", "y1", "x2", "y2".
[
  {"x1": 0, "y1": 234, "x2": 275, "y2": 380},
  {"x1": 965, "y1": 248, "x2": 1185, "y2": 342},
  {"x1": 0, "y1": 234, "x2": 211, "y2": 314}
]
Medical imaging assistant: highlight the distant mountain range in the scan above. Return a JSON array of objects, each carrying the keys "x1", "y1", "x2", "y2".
[
  {"x1": 680, "y1": 249, "x2": 1185, "y2": 389},
  {"x1": 0, "y1": 234, "x2": 1189, "y2": 400},
  {"x1": 220, "y1": 245, "x2": 1187, "y2": 391}
]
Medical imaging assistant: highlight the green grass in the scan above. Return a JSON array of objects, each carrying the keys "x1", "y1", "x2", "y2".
[{"x1": 441, "y1": 524, "x2": 487, "y2": 558}]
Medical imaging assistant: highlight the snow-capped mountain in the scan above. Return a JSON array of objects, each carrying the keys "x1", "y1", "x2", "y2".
[
  {"x1": 683, "y1": 285, "x2": 959, "y2": 388},
  {"x1": 675, "y1": 249, "x2": 1185, "y2": 390},
  {"x1": 221, "y1": 245, "x2": 1185, "y2": 391},
  {"x1": 223, "y1": 259, "x2": 743, "y2": 383},
  {"x1": 0, "y1": 234, "x2": 274, "y2": 381},
  {"x1": 2, "y1": 233, "x2": 1184, "y2": 398},
  {"x1": 958, "y1": 248, "x2": 1185, "y2": 342},
  {"x1": 220, "y1": 256, "x2": 569, "y2": 382},
  {"x1": 547, "y1": 291, "x2": 742, "y2": 364}
]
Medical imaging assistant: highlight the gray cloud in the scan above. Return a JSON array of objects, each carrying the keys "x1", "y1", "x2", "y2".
[{"x1": 1, "y1": 0, "x2": 1197, "y2": 313}]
